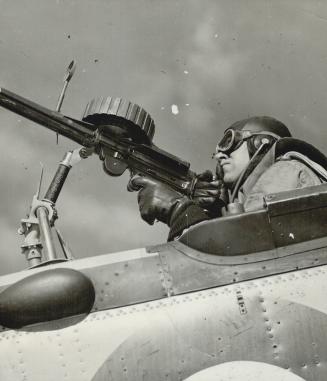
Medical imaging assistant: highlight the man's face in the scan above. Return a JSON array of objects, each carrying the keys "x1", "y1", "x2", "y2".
[{"x1": 215, "y1": 141, "x2": 250, "y2": 185}]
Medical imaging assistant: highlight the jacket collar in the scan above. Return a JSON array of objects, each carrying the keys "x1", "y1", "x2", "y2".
[{"x1": 239, "y1": 143, "x2": 276, "y2": 197}]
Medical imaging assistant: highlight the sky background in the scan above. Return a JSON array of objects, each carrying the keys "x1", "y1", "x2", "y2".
[{"x1": 1, "y1": 0, "x2": 327, "y2": 275}]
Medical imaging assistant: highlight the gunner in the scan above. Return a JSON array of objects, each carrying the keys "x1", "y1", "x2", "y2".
[{"x1": 129, "y1": 116, "x2": 327, "y2": 240}]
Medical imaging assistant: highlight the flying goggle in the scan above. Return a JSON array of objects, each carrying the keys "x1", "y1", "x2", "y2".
[{"x1": 215, "y1": 129, "x2": 281, "y2": 155}]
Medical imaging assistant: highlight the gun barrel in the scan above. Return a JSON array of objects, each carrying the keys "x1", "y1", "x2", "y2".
[
  {"x1": 0, "y1": 87, "x2": 196, "y2": 195},
  {"x1": 0, "y1": 88, "x2": 93, "y2": 146}
]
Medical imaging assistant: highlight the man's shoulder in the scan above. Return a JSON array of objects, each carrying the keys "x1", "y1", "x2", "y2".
[
  {"x1": 244, "y1": 158, "x2": 322, "y2": 212},
  {"x1": 270, "y1": 158, "x2": 315, "y2": 172},
  {"x1": 258, "y1": 158, "x2": 321, "y2": 191}
]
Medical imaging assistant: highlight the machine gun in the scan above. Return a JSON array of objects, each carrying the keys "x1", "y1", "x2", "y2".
[
  {"x1": 0, "y1": 88, "x2": 197, "y2": 197},
  {"x1": 0, "y1": 62, "x2": 204, "y2": 267}
]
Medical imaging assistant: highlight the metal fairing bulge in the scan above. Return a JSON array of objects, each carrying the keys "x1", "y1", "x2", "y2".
[{"x1": 1, "y1": 185, "x2": 327, "y2": 380}]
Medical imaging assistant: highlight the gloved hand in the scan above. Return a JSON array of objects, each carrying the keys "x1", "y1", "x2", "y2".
[
  {"x1": 128, "y1": 175, "x2": 189, "y2": 225},
  {"x1": 192, "y1": 170, "x2": 225, "y2": 215}
]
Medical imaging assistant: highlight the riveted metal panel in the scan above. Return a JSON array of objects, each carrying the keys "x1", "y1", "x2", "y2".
[
  {"x1": 171, "y1": 237, "x2": 327, "y2": 266},
  {"x1": 179, "y1": 210, "x2": 275, "y2": 255},
  {"x1": 0, "y1": 249, "x2": 167, "y2": 317},
  {"x1": 270, "y1": 207, "x2": 327, "y2": 247},
  {"x1": 180, "y1": 184, "x2": 327, "y2": 257},
  {"x1": 265, "y1": 183, "x2": 327, "y2": 217},
  {"x1": 1, "y1": 266, "x2": 327, "y2": 380},
  {"x1": 260, "y1": 294, "x2": 327, "y2": 379},
  {"x1": 2, "y1": 239, "x2": 327, "y2": 323},
  {"x1": 83, "y1": 255, "x2": 167, "y2": 311},
  {"x1": 89, "y1": 266, "x2": 327, "y2": 381},
  {"x1": 159, "y1": 240, "x2": 327, "y2": 295}
]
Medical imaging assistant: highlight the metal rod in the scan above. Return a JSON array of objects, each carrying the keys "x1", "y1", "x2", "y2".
[
  {"x1": 56, "y1": 81, "x2": 68, "y2": 113},
  {"x1": 44, "y1": 162, "x2": 71, "y2": 203},
  {"x1": 56, "y1": 228, "x2": 74, "y2": 260},
  {"x1": 36, "y1": 207, "x2": 57, "y2": 261},
  {"x1": 55, "y1": 60, "x2": 76, "y2": 144},
  {"x1": 56, "y1": 60, "x2": 76, "y2": 113}
]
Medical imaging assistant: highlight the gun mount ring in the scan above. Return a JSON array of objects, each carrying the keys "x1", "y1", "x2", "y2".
[{"x1": 82, "y1": 97, "x2": 155, "y2": 145}]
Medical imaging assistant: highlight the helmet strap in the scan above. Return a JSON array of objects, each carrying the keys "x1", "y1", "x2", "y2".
[{"x1": 230, "y1": 140, "x2": 273, "y2": 202}]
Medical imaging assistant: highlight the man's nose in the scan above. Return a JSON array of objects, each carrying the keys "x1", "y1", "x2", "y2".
[{"x1": 214, "y1": 151, "x2": 228, "y2": 161}]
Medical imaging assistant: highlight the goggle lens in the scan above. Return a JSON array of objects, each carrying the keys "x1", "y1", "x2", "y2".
[{"x1": 216, "y1": 129, "x2": 235, "y2": 153}]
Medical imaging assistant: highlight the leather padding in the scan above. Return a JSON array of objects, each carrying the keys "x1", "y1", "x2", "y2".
[{"x1": 275, "y1": 138, "x2": 327, "y2": 169}]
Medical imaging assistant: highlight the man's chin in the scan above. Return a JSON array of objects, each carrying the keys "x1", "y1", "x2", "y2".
[{"x1": 223, "y1": 174, "x2": 235, "y2": 187}]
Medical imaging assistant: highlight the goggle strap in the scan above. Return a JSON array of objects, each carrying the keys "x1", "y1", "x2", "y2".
[
  {"x1": 243, "y1": 130, "x2": 281, "y2": 140},
  {"x1": 216, "y1": 130, "x2": 280, "y2": 153}
]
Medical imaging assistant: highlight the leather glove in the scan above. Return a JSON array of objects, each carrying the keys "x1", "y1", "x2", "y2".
[
  {"x1": 192, "y1": 170, "x2": 225, "y2": 215},
  {"x1": 128, "y1": 175, "x2": 190, "y2": 226}
]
